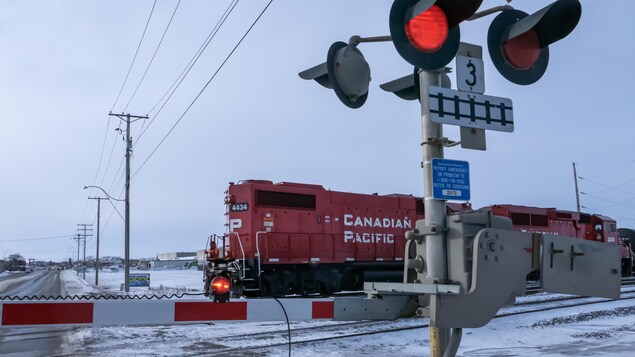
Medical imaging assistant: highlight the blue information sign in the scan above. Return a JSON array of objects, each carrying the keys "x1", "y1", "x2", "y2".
[
  {"x1": 129, "y1": 273, "x2": 150, "y2": 287},
  {"x1": 431, "y1": 159, "x2": 470, "y2": 201}
]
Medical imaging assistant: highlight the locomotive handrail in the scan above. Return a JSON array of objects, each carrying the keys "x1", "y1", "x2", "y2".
[
  {"x1": 228, "y1": 231, "x2": 246, "y2": 279},
  {"x1": 255, "y1": 231, "x2": 267, "y2": 280}
]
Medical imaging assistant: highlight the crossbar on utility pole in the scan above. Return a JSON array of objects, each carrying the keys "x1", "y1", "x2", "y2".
[
  {"x1": 108, "y1": 112, "x2": 148, "y2": 292},
  {"x1": 88, "y1": 197, "x2": 106, "y2": 286}
]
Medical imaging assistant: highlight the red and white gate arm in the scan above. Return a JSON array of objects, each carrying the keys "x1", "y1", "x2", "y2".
[
  {"x1": 0, "y1": 299, "x2": 336, "y2": 328},
  {"x1": 0, "y1": 295, "x2": 409, "y2": 328}
]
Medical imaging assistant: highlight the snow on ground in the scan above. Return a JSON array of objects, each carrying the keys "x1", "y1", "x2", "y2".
[
  {"x1": 57, "y1": 271, "x2": 635, "y2": 356},
  {"x1": 63, "y1": 268, "x2": 204, "y2": 296},
  {"x1": 0, "y1": 272, "x2": 31, "y2": 292}
]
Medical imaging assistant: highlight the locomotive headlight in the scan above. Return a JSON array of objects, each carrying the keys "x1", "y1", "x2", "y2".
[{"x1": 211, "y1": 276, "x2": 231, "y2": 295}]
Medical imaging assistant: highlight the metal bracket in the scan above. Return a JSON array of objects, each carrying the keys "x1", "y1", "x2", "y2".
[
  {"x1": 431, "y1": 228, "x2": 533, "y2": 328},
  {"x1": 406, "y1": 225, "x2": 444, "y2": 238},
  {"x1": 364, "y1": 282, "x2": 461, "y2": 295},
  {"x1": 421, "y1": 137, "x2": 459, "y2": 147}
]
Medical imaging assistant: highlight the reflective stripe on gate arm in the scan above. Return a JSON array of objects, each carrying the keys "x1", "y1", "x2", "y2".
[
  {"x1": 0, "y1": 299, "x2": 334, "y2": 328},
  {"x1": 2, "y1": 302, "x2": 93, "y2": 326}
]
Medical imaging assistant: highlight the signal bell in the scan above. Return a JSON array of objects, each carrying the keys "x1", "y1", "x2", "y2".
[
  {"x1": 488, "y1": 0, "x2": 582, "y2": 85},
  {"x1": 299, "y1": 42, "x2": 371, "y2": 109},
  {"x1": 389, "y1": 0, "x2": 483, "y2": 70}
]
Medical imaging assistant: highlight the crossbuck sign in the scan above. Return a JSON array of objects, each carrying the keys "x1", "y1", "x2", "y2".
[{"x1": 428, "y1": 86, "x2": 514, "y2": 133}]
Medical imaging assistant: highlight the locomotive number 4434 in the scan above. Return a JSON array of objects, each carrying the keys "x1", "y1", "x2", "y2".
[{"x1": 230, "y1": 203, "x2": 249, "y2": 212}]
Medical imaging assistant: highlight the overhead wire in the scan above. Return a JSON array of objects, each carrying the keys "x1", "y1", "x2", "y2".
[
  {"x1": 0, "y1": 235, "x2": 76, "y2": 243},
  {"x1": 82, "y1": 1, "x2": 158, "y2": 240},
  {"x1": 133, "y1": 0, "x2": 274, "y2": 178},
  {"x1": 580, "y1": 191, "x2": 635, "y2": 211},
  {"x1": 579, "y1": 175, "x2": 635, "y2": 196},
  {"x1": 581, "y1": 158, "x2": 635, "y2": 180},
  {"x1": 123, "y1": 0, "x2": 182, "y2": 112},
  {"x1": 110, "y1": 0, "x2": 158, "y2": 112},
  {"x1": 136, "y1": 0, "x2": 240, "y2": 144}
]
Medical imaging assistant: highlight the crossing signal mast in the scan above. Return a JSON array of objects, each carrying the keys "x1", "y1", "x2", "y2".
[{"x1": 300, "y1": 1, "x2": 620, "y2": 357}]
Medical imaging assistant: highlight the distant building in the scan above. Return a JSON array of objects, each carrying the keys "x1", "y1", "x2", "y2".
[
  {"x1": 156, "y1": 252, "x2": 196, "y2": 261},
  {"x1": 149, "y1": 260, "x2": 193, "y2": 270},
  {"x1": 150, "y1": 251, "x2": 197, "y2": 270}
]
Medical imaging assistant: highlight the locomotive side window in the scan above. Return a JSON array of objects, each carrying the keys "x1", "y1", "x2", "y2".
[
  {"x1": 256, "y1": 190, "x2": 316, "y2": 210},
  {"x1": 511, "y1": 213, "x2": 530, "y2": 226},
  {"x1": 531, "y1": 214, "x2": 548, "y2": 227}
]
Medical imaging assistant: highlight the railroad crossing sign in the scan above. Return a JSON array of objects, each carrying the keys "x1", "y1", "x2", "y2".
[
  {"x1": 431, "y1": 158, "x2": 470, "y2": 201},
  {"x1": 429, "y1": 86, "x2": 514, "y2": 133}
]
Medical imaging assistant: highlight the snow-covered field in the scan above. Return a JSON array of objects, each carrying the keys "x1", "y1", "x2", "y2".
[
  {"x1": 55, "y1": 271, "x2": 635, "y2": 356},
  {"x1": 65, "y1": 268, "x2": 204, "y2": 296}
]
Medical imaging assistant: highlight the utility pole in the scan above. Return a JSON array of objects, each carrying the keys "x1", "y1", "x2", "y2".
[
  {"x1": 72, "y1": 234, "x2": 81, "y2": 275},
  {"x1": 77, "y1": 224, "x2": 93, "y2": 280},
  {"x1": 88, "y1": 197, "x2": 105, "y2": 286},
  {"x1": 108, "y1": 112, "x2": 148, "y2": 292},
  {"x1": 573, "y1": 162, "x2": 581, "y2": 216}
]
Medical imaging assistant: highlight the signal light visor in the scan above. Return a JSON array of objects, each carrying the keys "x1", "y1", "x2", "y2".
[
  {"x1": 405, "y1": 5, "x2": 448, "y2": 53},
  {"x1": 211, "y1": 276, "x2": 231, "y2": 295}
]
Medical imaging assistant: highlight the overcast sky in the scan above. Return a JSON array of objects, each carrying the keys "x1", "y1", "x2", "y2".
[{"x1": 1, "y1": 0, "x2": 634, "y2": 262}]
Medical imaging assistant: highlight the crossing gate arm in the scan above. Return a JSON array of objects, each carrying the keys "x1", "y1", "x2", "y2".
[
  {"x1": 0, "y1": 297, "x2": 413, "y2": 328},
  {"x1": 0, "y1": 298, "x2": 339, "y2": 328}
]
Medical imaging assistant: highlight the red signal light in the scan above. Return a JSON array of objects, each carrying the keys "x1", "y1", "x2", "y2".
[
  {"x1": 211, "y1": 276, "x2": 230, "y2": 295},
  {"x1": 405, "y1": 5, "x2": 449, "y2": 53},
  {"x1": 502, "y1": 29, "x2": 541, "y2": 70}
]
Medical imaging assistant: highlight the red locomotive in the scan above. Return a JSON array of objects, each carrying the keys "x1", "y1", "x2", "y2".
[{"x1": 204, "y1": 180, "x2": 633, "y2": 297}]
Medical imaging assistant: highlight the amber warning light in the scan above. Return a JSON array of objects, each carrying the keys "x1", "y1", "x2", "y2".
[{"x1": 211, "y1": 276, "x2": 230, "y2": 295}]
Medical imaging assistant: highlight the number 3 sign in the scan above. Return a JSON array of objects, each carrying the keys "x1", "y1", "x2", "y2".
[{"x1": 457, "y1": 55, "x2": 485, "y2": 94}]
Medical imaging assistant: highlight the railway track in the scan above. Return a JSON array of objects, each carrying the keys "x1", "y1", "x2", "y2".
[
  {"x1": 8, "y1": 278, "x2": 635, "y2": 356},
  {"x1": 191, "y1": 287, "x2": 635, "y2": 356}
]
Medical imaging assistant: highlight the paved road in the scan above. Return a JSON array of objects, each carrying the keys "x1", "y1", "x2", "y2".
[{"x1": 0, "y1": 270, "x2": 69, "y2": 357}]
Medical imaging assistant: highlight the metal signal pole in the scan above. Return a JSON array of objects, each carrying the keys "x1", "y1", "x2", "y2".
[
  {"x1": 88, "y1": 197, "x2": 105, "y2": 285},
  {"x1": 108, "y1": 112, "x2": 148, "y2": 292},
  {"x1": 419, "y1": 69, "x2": 450, "y2": 357}
]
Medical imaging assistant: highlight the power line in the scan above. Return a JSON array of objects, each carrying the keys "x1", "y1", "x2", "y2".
[
  {"x1": 582, "y1": 158, "x2": 635, "y2": 180},
  {"x1": 110, "y1": 0, "x2": 158, "y2": 112},
  {"x1": 134, "y1": 0, "x2": 274, "y2": 177},
  {"x1": 137, "y1": 0, "x2": 240, "y2": 143},
  {"x1": 0, "y1": 235, "x2": 75, "y2": 242},
  {"x1": 580, "y1": 191, "x2": 635, "y2": 210},
  {"x1": 579, "y1": 175, "x2": 635, "y2": 196},
  {"x1": 92, "y1": 117, "x2": 112, "y2": 188},
  {"x1": 124, "y1": 0, "x2": 182, "y2": 112}
]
